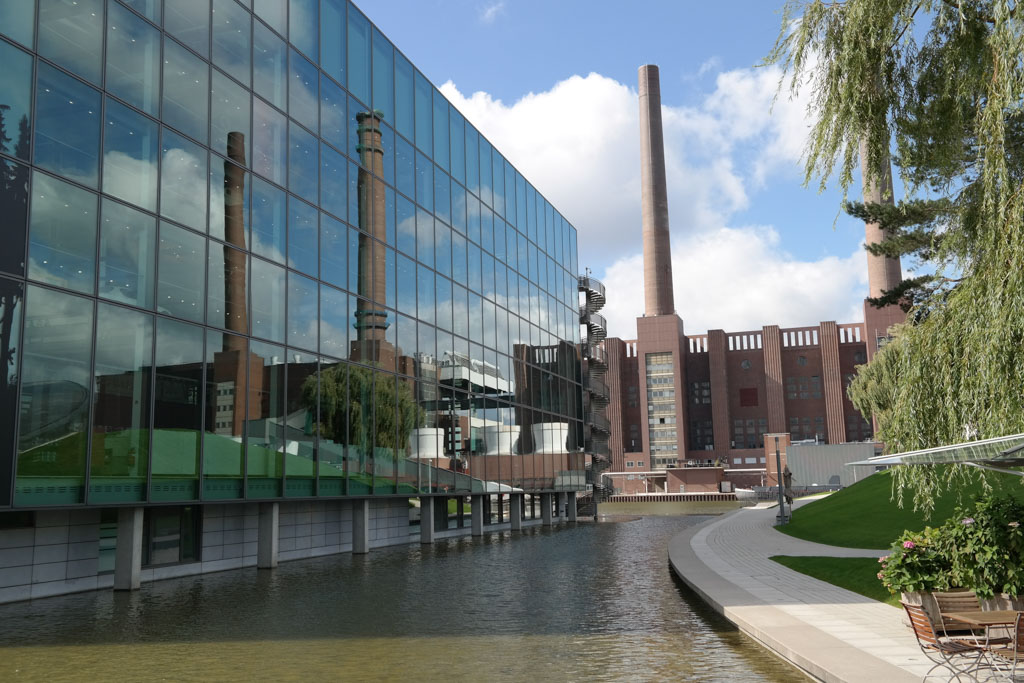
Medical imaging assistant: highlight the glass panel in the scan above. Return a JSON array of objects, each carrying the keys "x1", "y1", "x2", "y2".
[
  {"x1": 396, "y1": 253, "x2": 415, "y2": 317},
  {"x1": 416, "y1": 206, "x2": 433, "y2": 267},
  {"x1": 251, "y1": 256, "x2": 285, "y2": 342},
  {"x1": 90, "y1": 303, "x2": 152, "y2": 503},
  {"x1": 434, "y1": 169, "x2": 451, "y2": 225},
  {"x1": 394, "y1": 52, "x2": 414, "y2": 142},
  {"x1": 384, "y1": 243, "x2": 396, "y2": 309},
  {"x1": 0, "y1": 277, "x2": 22, "y2": 506},
  {"x1": 449, "y1": 107, "x2": 465, "y2": 185},
  {"x1": 435, "y1": 220, "x2": 451, "y2": 277},
  {"x1": 166, "y1": 0, "x2": 210, "y2": 57},
  {"x1": 435, "y1": 275, "x2": 452, "y2": 332},
  {"x1": 247, "y1": 340, "x2": 284, "y2": 497},
  {"x1": 103, "y1": 99, "x2": 158, "y2": 211},
  {"x1": 16, "y1": 286, "x2": 93, "y2": 506},
  {"x1": 288, "y1": 121, "x2": 318, "y2": 203},
  {"x1": 253, "y1": 0, "x2": 286, "y2": 35},
  {"x1": 0, "y1": 0, "x2": 35, "y2": 47},
  {"x1": 319, "y1": 142, "x2": 346, "y2": 220},
  {"x1": 106, "y1": 2, "x2": 160, "y2": 117},
  {"x1": 288, "y1": 196, "x2": 318, "y2": 275},
  {"x1": 99, "y1": 199, "x2": 155, "y2": 309},
  {"x1": 157, "y1": 221, "x2": 206, "y2": 323},
  {"x1": 122, "y1": 0, "x2": 161, "y2": 23},
  {"x1": 209, "y1": 155, "x2": 249, "y2": 245},
  {"x1": 319, "y1": 74, "x2": 346, "y2": 151},
  {"x1": 252, "y1": 97, "x2": 286, "y2": 185},
  {"x1": 207, "y1": 240, "x2": 248, "y2": 333},
  {"x1": 38, "y1": 0, "x2": 103, "y2": 84},
  {"x1": 212, "y1": 0, "x2": 251, "y2": 86},
  {"x1": 415, "y1": 152, "x2": 433, "y2": 211},
  {"x1": 204, "y1": 329, "x2": 245, "y2": 498},
  {"x1": 414, "y1": 71, "x2": 431, "y2": 156},
  {"x1": 319, "y1": 283, "x2": 348, "y2": 358},
  {"x1": 0, "y1": 39, "x2": 32, "y2": 161},
  {"x1": 288, "y1": 271, "x2": 317, "y2": 351},
  {"x1": 28, "y1": 171, "x2": 97, "y2": 294},
  {"x1": 0, "y1": 157, "x2": 29, "y2": 276},
  {"x1": 35, "y1": 63, "x2": 101, "y2": 187},
  {"x1": 346, "y1": 3, "x2": 370, "y2": 104},
  {"x1": 395, "y1": 134, "x2": 414, "y2": 199},
  {"x1": 289, "y1": 0, "x2": 317, "y2": 59},
  {"x1": 253, "y1": 21, "x2": 287, "y2": 110},
  {"x1": 314, "y1": 358, "x2": 345, "y2": 490},
  {"x1": 432, "y1": 89, "x2": 448, "y2": 171},
  {"x1": 479, "y1": 137, "x2": 492, "y2": 207},
  {"x1": 417, "y1": 265, "x2": 434, "y2": 325},
  {"x1": 285, "y1": 350, "x2": 317, "y2": 486},
  {"x1": 161, "y1": 131, "x2": 208, "y2": 231},
  {"x1": 250, "y1": 176, "x2": 285, "y2": 261},
  {"x1": 319, "y1": 0, "x2": 345, "y2": 86},
  {"x1": 346, "y1": 224, "x2": 358, "y2": 292},
  {"x1": 371, "y1": 27, "x2": 393, "y2": 122},
  {"x1": 211, "y1": 69, "x2": 251, "y2": 163},
  {"x1": 465, "y1": 125, "x2": 479, "y2": 197},
  {"x1": 163, "y1": 38, "x2": 209, "y2": 144},
  {"x1": 396, "y1": 193, "x2": 414, "y2": 256},
  {"x1": 319, "y1": 212, "x2": 346, "y2": 289},
  {"x1": 452, "y1": 182, "x2": 466, "y2": 235},
  {"x1": 492, "y1": 151, "x2": 504, "y2": 217},
  {"x1": 289, "y1": 48, "x2": 319, "y2": 132}
]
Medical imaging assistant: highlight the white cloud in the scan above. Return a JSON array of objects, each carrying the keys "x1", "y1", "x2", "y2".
[
  {"x1": 479, "y1": 1, "x2": 505, "y2": 24},
  {"x1": 601, "y1": 226, "x2": 867, "y2": 338}
]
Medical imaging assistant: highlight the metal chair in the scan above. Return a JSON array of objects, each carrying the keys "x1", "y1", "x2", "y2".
[
  {"x1": 902, "y1": 601, "x2": 987, "y2": 681},
  {"x1": 932, "y1": 590, "x2": 1012, "y2": 647},
  {"x1": 988, "y1": 612, "x2": 1024, "y2": 681}
]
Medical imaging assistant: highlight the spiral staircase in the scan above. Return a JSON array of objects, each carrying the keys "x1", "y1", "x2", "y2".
[{"x1": 578, "y1": 274, "x2": 614, "y2": 514}]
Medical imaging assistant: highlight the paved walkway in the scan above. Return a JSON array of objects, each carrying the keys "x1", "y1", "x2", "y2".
[{"x1": 668, "y1": 502, "x2": 937, "y2": 682}]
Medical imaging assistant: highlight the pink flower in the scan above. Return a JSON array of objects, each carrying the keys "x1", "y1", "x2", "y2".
[
  {"x1": 878, "y1": 556, "x2": 888, "y2": 563},
  {"x1": 1010, "y1": 521, "x2": 1020, "y2": 528},
  {"x1": 903, "y1": 541, "x2": 916, "y2": 549},
  {"x1": 961, "y1": 517, "x2": 975, "y2": 525},
  {"x1": 877, "y1": 572, "x2": 885, "y2": 580}
]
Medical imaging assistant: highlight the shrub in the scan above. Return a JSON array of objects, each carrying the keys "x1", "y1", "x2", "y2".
[{"x1": 878, "y1": 526, "x2": 951, "y2": 594}]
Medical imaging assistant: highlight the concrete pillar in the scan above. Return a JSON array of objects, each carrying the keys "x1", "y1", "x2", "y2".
[
  {"x1": 352, "y1": 499, "x2": 370, "y2": 554},
  {"x1": 114, "y1": 507, "x2": 144, "y2": 591},
  {"x1": 257, "y1": 502, "x2": 279, "y2": 569},
  {"x1": 510, "y1": 493, "x2": 523, "y2": 531},
  {"x1": 557, "y1": 492, "x2": 567, "y2": 520},
  {"x1": 471, "y1": 495, "x2": 483, "y2": 536},
  {"x1": 420, "y1": 497, "x2": 436, "y2": 544},
  {"x1": 567, "y1": 492, "x2": 578, "y2": 522},
  {"x1": 541, "y1": 493, "x2": 553, "y2": 526}
]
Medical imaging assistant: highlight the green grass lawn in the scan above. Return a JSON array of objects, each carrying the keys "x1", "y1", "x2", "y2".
[
  {"x1": 778, "y1": 468, "x2": 1024, "y2": 549},
  {"x1": 770, "y1": 556, "x2": 900, "y2": 607}
]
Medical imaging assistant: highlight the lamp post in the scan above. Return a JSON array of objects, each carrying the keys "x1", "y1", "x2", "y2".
[{"x1": 774, "y1": 435, "x2": 788, "y2": 525}]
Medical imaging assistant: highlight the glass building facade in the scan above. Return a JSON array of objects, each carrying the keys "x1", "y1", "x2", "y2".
[{"x1": 0, "y1": 0, "x2": 585, "y2": 511}]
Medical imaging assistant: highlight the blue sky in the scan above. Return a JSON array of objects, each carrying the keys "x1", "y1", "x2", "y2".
[{"x1": 361, "y1": 0, "x2": 879, "y2": 338}]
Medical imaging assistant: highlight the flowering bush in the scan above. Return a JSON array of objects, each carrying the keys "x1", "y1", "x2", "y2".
[
  {"x1": 878, "y1": 526, "x2": 951, "y2": 594},
  {"x1": 877, "y1": 495, "x2": 1024, "y2": 598}
]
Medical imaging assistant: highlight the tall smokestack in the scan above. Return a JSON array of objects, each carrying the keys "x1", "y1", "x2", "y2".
[
  {"x1": 858, "y1": 139, "x2": 902, "y2": 299},
  {"x1": 638, "y1": 64, "x2": 675, "y2": 317}
]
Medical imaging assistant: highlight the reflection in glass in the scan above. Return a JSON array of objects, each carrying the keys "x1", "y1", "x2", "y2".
[
  {"x1": 35, "y1": 63, "x2": 100, "y2": 187},
  {"x1": 253, "y1": 97, "x2": 286, "y2": 185},
  {"x1": 288, "y1": 271, "x2": 317, "y2": 351},
  {"x1": 0, "y1": 157, "x2": 29, "y2": 276},
  {"x1": 207, "y1": 241, "x2": 248, "y2": 333},
  {"x1": 28, "y1": 171, "x2": 97, "y2": 294},
  {"x1": 0, "y1": 276, "x2": 22, "y2": 506},
  {"x1": 371, "y1": 27, "x2": 393, "y2": 120},
  {"x1": 450, "y1": 107, "x2": 466, "y2": 184},
  {"x1": 90, "y1": 303, "x2": 152, "y2": 502},
  {"x1": 39, "y1": 0, "x2": 103, "y2": 83},
  {"x1": 466, "y1": 125, "x2": 479, "y2": 198},
  {"x1": 99, "y1": 199, "x2": 155, "y2": 309},
  {"x1": 211, "y1": 70, "x2": 251, "y2": 162},
  {"x1": 288, "y1": 122, "x2": 319, "y2": 203},
  {"x1": 416, "y1": 152, "x2": 433, "y2": 211},
  {"x1": 213, "y1": 0, "x2": 251, "y2": 86},
  {"x1": 204, "y1": 329, "x2": 245, "y2": 499},
  {"x1": 0, "y1": 0, "x2": 35, "y2": 47},
  {"x1": 414, "y1": 71, "x2": 432, "y2": 156},
  {"x1": 161, "y1": 131, "x2": 208, "y2": 231},
  {"x1": 251, "y1": 176, "x2": 286, "y2": 262},
  {"x1": 417, "y1": 265, "x2": 434, "y2": 325},
  {"x1": 122, "y1": 0, "x2": 161, "y2": 23},
  {"x1": 16, "y1": 285, "x2": 93, "y2": 505},
  {"x1": 0, "y1": 39, "x2": 32, "y2": 161},
  {"x1": 209, "y1": 156, "x2": 249, "y2": 245},
  {"x1": 416, "y1": 207, "x2": 433, "y2": 267},
  {"x1": 151, "y1": 318, "x2": 202, "y2": 500},
  {"x1": 289, "y1": 49, "x2": 319, "y2": 132},
  {"x1": 253, "y1": 21, "x2": 287, "y2": 110},
  {"x1": 289, "y1": 0, "x2": 318, "y2": 59},
  {"x1": 347, "y1": 3, "x2": 370, "y2": 104},
  {"x1": 396, "y1": 253, "x2": 415, "y2": 318},
  {"x1": 395, "y1": 135, "x2": 415, "y2": 200},
  {"x1": 434, "y1": 170, "x2": 451, "y2": 225},
  {"x1": 289, "y1": 197, "x2": 318, "y2": 275},
  {"x1": 251, "y1": 256, "x2": 285, "y2": 342},
  {"x1": 253, "y1": 0, "x2": 286, "y2": 34},
  {"x1": 103, "y1": 99, "x2": 159, "y2": 211},
  {"x1": 319, "y1": 284, "x2": 348, "y2": 358},
  {"x1": 319, "y1": 212, "x2": 346, "y2": 290},
  {"x1": 319, "y1": 74, "x2": 346, "y2": 150},
  {"x1": 163, "y1": 38, "x2": 209, "y2": 144},
  {"x1": 285, "y1": 350, "x2": 317, "y2": 492},
  {"x1": 247, "y1": 340, "x2": 284, "y2": 497},
  {"x1": 107, "y1": 0, "x2": 160, "y2": 116},
  {"x1": 158, "y1": 221, "x2": 206, "y2": 323},
  {"x1": 319, "y1": 142, "x2": 347, "y2": 220},
  {"x1": 432, "y1": 89, "x2": 448, "y2": 171},
  {"x1": 479, "y1": 138, "x2": 492, "y2": 208},
  {"x1": 320, "y1": 0, "x2": 345, "y2": 86},
  {"x1": 435, "y1": 220, "x2": 451, "y2": 277},
  {"x1": 166, "y1": 0, "x2": 211, "y2": 58},
  {"x1": 394, "y1": 53, "x2": 414, "y2": 141}
]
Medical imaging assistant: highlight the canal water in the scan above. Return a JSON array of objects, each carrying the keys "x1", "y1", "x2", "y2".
[{"x1": 0, "y1": 515, "x2": 797, "y2": 681}]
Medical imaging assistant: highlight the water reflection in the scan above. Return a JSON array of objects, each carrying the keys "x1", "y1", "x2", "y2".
[{"x1": 0, "y1": 517, "x2": 795, "y2": 681}]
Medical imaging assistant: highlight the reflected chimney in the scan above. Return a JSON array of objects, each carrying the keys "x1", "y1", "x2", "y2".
[{"x1": 223, "y1": 131, "x2": 248, "y2": 352}]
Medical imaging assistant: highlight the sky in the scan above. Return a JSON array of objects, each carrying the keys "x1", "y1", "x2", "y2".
[{"x1": 359, "y1": 0, "x2": 882, "y2": 339}]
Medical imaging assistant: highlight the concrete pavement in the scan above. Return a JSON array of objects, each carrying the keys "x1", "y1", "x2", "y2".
[{"x1": 667, "y1": 501, "x2": 937, "y2": 682}]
